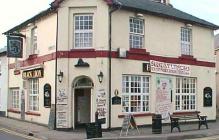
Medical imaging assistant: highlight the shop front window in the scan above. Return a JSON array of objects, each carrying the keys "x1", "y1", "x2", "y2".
[
  {"x1": 29, "y1": 79, "x2": 39, "y2": 111},
  {"x1": 175, "y1": 77, "x2": 196, "y2": 111},
  {"x1": 122, "y1": 75, "x2": 150, "y2": 113}
]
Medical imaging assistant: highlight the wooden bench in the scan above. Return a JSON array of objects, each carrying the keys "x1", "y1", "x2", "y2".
[{"x1": 169, "y1": 112, "x2": 208, "y2": 132}]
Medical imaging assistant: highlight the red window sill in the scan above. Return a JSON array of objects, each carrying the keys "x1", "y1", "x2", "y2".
[
  {"x1": 28, "y1": 54, "x2": 38, "y2": 59},
  {"x1": 179, "y1": 55, "x2": 196, "y2": 60},
  {"x1": 26, "y1": 111, "x2": 41, "y2": 116},
  {"x1": 118, "y1": 113, "x2": 155, "y2": 118},
  {"x1": 70, "y1": 48, "x2": 95, "y2": 52},
  {"x1": 173, "y1": 111, "x2": 200, "y2": 115},
  {"x1": 7, "y1": 109, "x2": 21, "y2": 114},
  {"x1": 128, "y1": 48, "x2": 149, "y2": 55}
]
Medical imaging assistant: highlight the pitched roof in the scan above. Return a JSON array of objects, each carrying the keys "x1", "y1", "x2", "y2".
[{"x1": 117, "y1": 0, "x2": 219, "y2": 30}]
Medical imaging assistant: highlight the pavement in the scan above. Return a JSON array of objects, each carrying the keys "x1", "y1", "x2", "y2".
[{"x1": 0, "y1": 117, "x2": 219, "y2": 140}]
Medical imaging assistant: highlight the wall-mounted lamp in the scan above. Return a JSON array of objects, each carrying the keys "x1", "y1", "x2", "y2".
[
  {"x1": 135, "y1": 13, "x2": 144, "y2": 18},
  {"x1": 57, "y1": 70, "x2": 64, "y2": 83},
  {"x1": 97, "y1": 71, "x2": 104, "y2": 83},
  {"x1": 185, "y1": 23, "x2": 193, "y2": 27}
]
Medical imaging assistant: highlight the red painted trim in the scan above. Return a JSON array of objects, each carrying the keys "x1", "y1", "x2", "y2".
[
  {"x1": 118, "y1": 113, "x2": 155, "y2": 118},
  {"x1": 7, "y1": 109, "x2": 21, "y2": 114},
  {"x1": 9, "y1": 50, "x2": 215, "y2": 69},
  {"x1": 173, "y1": 111, "x2": 200, "y2": 115},
  {"x1": 104, "y1": 0, "x2": 113, "y2": 5},
  {"x1": 26, "y1": 111, "x2": 41, "y2": 116}
]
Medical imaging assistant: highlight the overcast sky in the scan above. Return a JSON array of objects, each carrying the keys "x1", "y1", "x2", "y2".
[{"x1": 0, "y1": 0, "x2": 219, "y2": 48}]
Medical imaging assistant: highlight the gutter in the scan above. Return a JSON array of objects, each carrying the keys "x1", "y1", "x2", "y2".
[{"x1": 108, "y1": 0, "x2": 121, "y2": 129}]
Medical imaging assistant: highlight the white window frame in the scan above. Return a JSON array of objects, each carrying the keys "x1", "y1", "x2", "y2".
[
  {"x1": 11, "y1": 88, "x2": 20, "y2": 109},
  {"x1": 181, "y1": 27, "x2": 192, "y2": 55},
  {"x1": 122, "y1": 75, "x2": 150, "y2": 113},
  {"x1": 29, "y1": 79, "x2": 39, "y2": 111},
  {"x1": 129, "y1": 17, "x2": 144, "y2": 49},
  {"x1": 73, "y1": 14, "x2": 93, "y2": 49},
  {"x1": 0, "y1": 59, "x2": 2, "y2": 75},
  {"x1": 31, "y1": 27, "x2": 37, "y2": 54},
  {"x1": 175, "y1": 77, "x2": 196, "y2": 111}
]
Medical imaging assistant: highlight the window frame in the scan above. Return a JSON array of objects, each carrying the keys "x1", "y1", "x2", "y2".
[
  {"x1": 31, "y1": 27, "x2": 37, "y2": 54},
  {"x1": 175, "y1": 77, "x2": 196, "y2": 112},
  {"x1": 73, "y1": 14, "x2": 94, "y2": 49},
  {"x1": 129, "y1": 17, "x2": 145, "y2": 49},
  {"x1": 181, "y1": 27, "x2": 192, "y2": 55},
  {"x1": 122, "y1": 75, "x2": 150, "y2": 113},
  {"x1": 11, "y1": 88, "x2": 20, "y2": 109},
  {"x1": 28, "y1": 79, "x2": 39, "y2": 111},
  {"x1": 0, "y1": 59, "x2": 1, "y2": 75}
]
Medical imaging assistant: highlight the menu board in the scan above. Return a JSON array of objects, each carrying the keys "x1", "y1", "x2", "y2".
[{"x1": 96, "y1": 89, "x2": 107, "y2": 121}]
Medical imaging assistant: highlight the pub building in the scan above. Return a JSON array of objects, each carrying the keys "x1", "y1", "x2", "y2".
[{"x1": 4, "y1": 0, "x2": 218, "y2": 130}]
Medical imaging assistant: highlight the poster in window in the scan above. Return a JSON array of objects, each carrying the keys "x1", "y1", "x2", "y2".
[
  {"x1": 203, "y1": 87, "x2": 212, "y2": 107},
  {"x1": 7, "y1": 36, "x2": 23, "y2": 58}
]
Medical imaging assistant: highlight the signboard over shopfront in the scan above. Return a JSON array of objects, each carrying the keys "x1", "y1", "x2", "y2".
[
  {"x1": 22, "y1": 68, "x2": 44, "y2": 79},
  {"x1": 144, "y1": 60, "x2": 191, "y2": 76}
]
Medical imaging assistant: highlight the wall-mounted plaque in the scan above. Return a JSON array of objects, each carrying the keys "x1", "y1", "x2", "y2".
[
  {"x1": 44, "y1": 84, "x2": 51, "y2": 108},
  {"x1": 203, "y1": 87, "x2": 212, "y2": 107}
]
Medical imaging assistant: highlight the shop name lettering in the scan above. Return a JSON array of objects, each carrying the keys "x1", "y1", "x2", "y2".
[
  {"x1": 150, "y1": 60, "x2": 190, "y2": 76},
  {"x1": 22, "y1": 69, "x2": 44, "y2": 79}
]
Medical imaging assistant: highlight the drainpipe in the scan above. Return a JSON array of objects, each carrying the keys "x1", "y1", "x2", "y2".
[
  {"x1": 54, "y1": 8, "x2": 59, "y2": 130},
  {"x1": 108, "y1": 0, "x2": 121, "y2": 129}
]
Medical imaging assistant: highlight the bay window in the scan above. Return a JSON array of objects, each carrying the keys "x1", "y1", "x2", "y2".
[{"x1": 122, "y1": 75, "x2": 150, "y2": 113}]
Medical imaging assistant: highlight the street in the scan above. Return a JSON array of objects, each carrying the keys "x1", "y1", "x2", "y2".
[{"x1": 0, "y1": 128, "x2": 40, "y2": 140}]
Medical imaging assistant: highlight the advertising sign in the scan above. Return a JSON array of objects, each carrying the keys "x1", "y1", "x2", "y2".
[
  {"x1": 22, "y1": 68, "x2": 44, "y2": 79},
  {"x1": 7, "y1": 36, "x2": 23, "y2": 58},
  {"x1": 203, "y1": 87, "x2": 212, "y2": 107},
  {"x1": 150, "y1": 60, "x2": 190, "y2": 76},
  {"x1": 96, "y1": 89, "x2": 107, "y2": 120},
  {"x1": 44, "y1": 84, "x2": 51, "y2": 108},
  {"x1": 155, "y1": 77, "x2": 172, "y2": 120}
]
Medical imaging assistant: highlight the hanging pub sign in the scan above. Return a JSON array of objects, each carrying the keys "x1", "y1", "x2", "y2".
[
  {"x1": 203, "y1": 87, "x2": 212, "y2": 107},
  {"x1": 44, "y1": 84, "x2": 51, "y2": 108},
  {"x1": 22, "y1": 68, "x2": 44, "y2": 79},
  {"x1": 7, "y1": 36, "x2": 23, "y2": 58}
]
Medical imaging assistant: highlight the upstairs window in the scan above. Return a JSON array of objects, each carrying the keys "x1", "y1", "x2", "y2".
[
  {"x1": 181, "y1": 27, "x2": 192, "y2": 55},
  {"x1": 31, "y1": 27, "x2": 37, "y2": 54},
  {"x1": 74, "y1": 15, "x2": 93, "y2": 48},
  {"x1": 129, "y1": 18, "x2": 144, "y2": 49}
]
